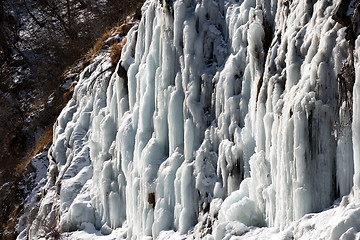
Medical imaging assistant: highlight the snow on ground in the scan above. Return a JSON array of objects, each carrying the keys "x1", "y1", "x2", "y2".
[
  {"x1": 22, "y1": 0, "x2": 360, "y2": 239},
  {"x1": 57, "y1": 199, "x2": 360, "y2": 240}
]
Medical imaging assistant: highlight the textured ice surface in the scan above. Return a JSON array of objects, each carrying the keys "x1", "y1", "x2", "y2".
[{"x1": 27, "y1": 0, "x2": 360, "y2": 239}]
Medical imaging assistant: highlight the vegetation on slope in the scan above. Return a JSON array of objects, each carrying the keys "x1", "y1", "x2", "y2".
[{"x1": 0, "y1": 0, "x2": 144, "y2": 239}]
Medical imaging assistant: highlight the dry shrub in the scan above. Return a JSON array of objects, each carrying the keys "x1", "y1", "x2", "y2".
[
  {"x1": 85, "y1": 19, "x2": 137, "y2": 65},
  {"x1": 16, "y1": 127, "x2": 53, "y2": 176},
  {"x1": 110, "y1": 38, "x2": 127, "y2": 69},
  {"x1": 63, "y1": 82, "x2": 76, "y2": 103},
  {"x1": 85, "y1": 28, "x2": 115, "y2": 63},
  {"x1": 116, "y1": 22, "x2": 134, "y2": 36}
]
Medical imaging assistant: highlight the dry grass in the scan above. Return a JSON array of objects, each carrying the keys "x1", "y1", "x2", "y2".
[
  {"x1": 63, "y1": 82, "x2": 76, "y2": 103},
  {"x1": 110, "y1": 38, "x2": 127, "y2": 69},
  {"x1": 15, "y1": 127, "x2": 53, "y2": 176},
  {"x1": 85, "y1": 19, "x2": 137, "y2": 66},
  {"x1": 85, "y1": 28, "x2": 114, "y2": 62},
  {"x1": 115, "y1": 22, "x2": 134, "y2": 36}
]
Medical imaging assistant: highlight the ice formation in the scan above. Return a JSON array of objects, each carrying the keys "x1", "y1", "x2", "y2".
[{"x1": 24, "y1": 0, "x2": 360, "y2": 239}]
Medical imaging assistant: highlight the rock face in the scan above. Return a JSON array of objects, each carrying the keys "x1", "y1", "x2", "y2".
[
  {"x1": 26, "y1": 0, "x2": 360, "y2": 239},
  {"x1": 0, "y1": 1, "x2": 144, "y2": 238}
]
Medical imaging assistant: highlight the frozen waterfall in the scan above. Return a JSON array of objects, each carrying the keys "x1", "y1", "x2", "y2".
[{"x1": 25, "y1": 0, "x2": 360, "y2": 239}]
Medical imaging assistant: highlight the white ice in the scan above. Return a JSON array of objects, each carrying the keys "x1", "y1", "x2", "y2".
[{"x1": 26, "y1": 0, "x2": 360, "y2": 239}]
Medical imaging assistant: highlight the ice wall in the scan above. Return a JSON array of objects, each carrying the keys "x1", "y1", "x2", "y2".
[
  {"x1": 353, "y1": 35, "x2": 360, "y2": 201},
  {"x1": 30, "y1": 0, "x2": 360, "y2": 239}
]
